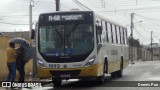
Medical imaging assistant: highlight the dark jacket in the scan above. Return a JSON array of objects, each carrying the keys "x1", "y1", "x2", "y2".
[{"x1": 16, "y1": 47, "x2": 25, "y2": 65}]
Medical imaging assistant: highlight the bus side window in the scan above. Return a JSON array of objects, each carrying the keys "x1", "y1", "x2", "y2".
[
  {"x1": 119, "y1": 27, "x2": 122, "y2": 44},
  {"x1": 115, "y1": 25, "x2": 118, "y2": 44},
  {"x1": 125, "y1": 29, "x2": 128, "y2": 44},
  {"x1": 96, "y1": 21, "x2": 102, "y2": 44},
  {"x1": 105, "y1": 22, "x2": 109, "y2": 42},
  {"x1": 122, "y1": 28, "x2": 125, "y2": 44},
  {"x1": 110, "y1": 24, "x2": 113, "y2": 43}
]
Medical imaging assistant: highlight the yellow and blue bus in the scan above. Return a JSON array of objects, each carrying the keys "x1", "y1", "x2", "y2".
[{"x1": 35, "y1": 11, "x2": 129, "y2": 86}]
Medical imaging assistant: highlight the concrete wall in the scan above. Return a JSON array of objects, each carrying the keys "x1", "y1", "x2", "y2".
[
  {"x1": 130, "y1": 47, "x2": 152, "y2": 61},
  {"x1": 0, "y1": 36, "x2": 33, "y2": 81},
  {"x1": 137, "y1": 48, "x2": 152, "y2": 61}
]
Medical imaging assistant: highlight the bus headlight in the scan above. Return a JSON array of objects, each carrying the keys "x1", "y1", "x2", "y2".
[
  {"x1": 85, "y1": 56, "x2": 95, "y2": 67},
  {"x1": 37, "y1": 58, "x2": 47, "y2": 68}
]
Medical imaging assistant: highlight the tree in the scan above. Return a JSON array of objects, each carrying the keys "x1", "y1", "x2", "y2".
[{"x1": 128, "y1": 37, "x2": 140, "y2": 47}]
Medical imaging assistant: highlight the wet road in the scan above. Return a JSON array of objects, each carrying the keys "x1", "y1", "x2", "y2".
[{"x1": 1, "y1": 60, "x2": 160, "y2": 90}]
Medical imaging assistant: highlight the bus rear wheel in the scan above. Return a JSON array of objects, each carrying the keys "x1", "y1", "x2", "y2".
[
  {"x1": 111, "y1": 72, "x2": 117, "y2": 78},
  {"x1": 117, "y1": 61, "x2": 123, "y2": 78},
  {"x1": 52, "y1": 77, "x2": 62, "y2": 87}
]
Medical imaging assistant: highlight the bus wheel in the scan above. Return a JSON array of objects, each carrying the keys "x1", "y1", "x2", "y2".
[
  {"x1": 96, "y1": 74, "x2": 105, "y2": 84},
  {"x1": 96, "y1": 63, "x2": 106, "y2": 83},
  {"x1": 117, "y1": 60, "x2": 123, "y2": 78},
  {"x1": 52, "y1": 77, "x2": 62, "y2": 87},
  {"x1": 111, "y1": 72, "x2": 116, "y2": 78}
]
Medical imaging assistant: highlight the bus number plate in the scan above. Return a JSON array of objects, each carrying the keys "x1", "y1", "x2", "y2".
[
  {"x1": 49, "y1": 64, "x2": 60, "y2": 68},
  {"x1": 60, "y1": 74, "x2": 70, "y2": 78}
]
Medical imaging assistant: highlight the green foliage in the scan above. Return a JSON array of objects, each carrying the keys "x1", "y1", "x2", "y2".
[{"x1": 128, "y1": 37, "x2": 140, "y2": 47}]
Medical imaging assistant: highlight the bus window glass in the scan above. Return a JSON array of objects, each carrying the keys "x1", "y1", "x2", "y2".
[
  {"x1": 39, "y1": 24, "x2": 94, "y2": 56},
  {"x1": 96, "y1": 20, "x2": 102, "y2": 44},
  {"x1": 112, "y1": 24, "x2": 116, "y2": 43},
  {"x1": 105, "y1": 22, "x2": 109, "y2": 42},
  {"x1": 125, "y1": 29, "x2": 128, "y2": 44},
  {"x1": 122, "y1": 28, "x2": 125, "y2": 44},
  {"x1": 115, "y1": 25, "x2": 118, "y2": 43},
  {"x1": 110, "y1": 24, "x2": 113, "y2": 43},
  {"x1": 101, "y1": 21, "x2": 106, "y2": 43},
  {"x1": 107, "y1": 23, "x2": 111, "y2": 43},
  {"x1": 119, "y1": 27, "x2": 122, "y2": 44}
]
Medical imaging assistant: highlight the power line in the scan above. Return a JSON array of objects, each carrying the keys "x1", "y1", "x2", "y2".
[
  {"x1": 135, "y1": 14, "x2": 160, "y2": 23},
  {"x1": 134, "y1": 27, "x2": 150, "y2": 41},
  {"x1": 73, "y1": 0, "x2": 92, "y2": 10}
]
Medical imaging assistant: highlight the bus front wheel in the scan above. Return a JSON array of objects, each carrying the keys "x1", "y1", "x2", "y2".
[{"x1": 95, "y1": 63, "x2": 106, "y2": 83}]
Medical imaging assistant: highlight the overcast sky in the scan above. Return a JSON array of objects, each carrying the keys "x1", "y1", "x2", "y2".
[{"x1": 1, "y1": 0, "x2": 160, "y2": 44}]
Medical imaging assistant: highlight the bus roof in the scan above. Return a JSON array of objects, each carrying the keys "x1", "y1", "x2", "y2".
[
  {"x1": 95, "y1": 13, "x2": 127, "y2": 29},
  {"x1": 39, "y1": 11, "x2": 93, "y2": 16}
]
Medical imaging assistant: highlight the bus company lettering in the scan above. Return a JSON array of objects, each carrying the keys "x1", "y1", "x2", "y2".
[
  {"x1": 48, "y1": 14, "x2": 83, "y2": 21},
  {"x1": 61, "y1": 15, "x2": 83, "y2": 20}
]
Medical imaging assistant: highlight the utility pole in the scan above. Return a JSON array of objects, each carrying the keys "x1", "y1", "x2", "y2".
[
  {"x1": 159, "y1": 39, "x2": 160, "y2": 60},
  {"x1": 151, "y1": 31, "x2": 153, "y2": 61},
  {"x1": 131, "y1": 13, "x2": 134, "y2": 64},
  {"x1": 136, "y1": 0, "x2": 138, "y2": 5},
  {"x1": 29, "y1": 0, "x2": 34, "y2": 38},
  {"x1": 101, "y1": 0, "x2": 105, "y2": 8},
  {"x1": 29, "y1": 0, "x2": 36, "y2": 78},
  {"x1": 55, "y1": 0, "x2": 60, "y2": 11}
]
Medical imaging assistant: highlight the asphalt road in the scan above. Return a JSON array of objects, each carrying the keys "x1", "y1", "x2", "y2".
[{"x1": 1, "y1": 60, "x2": 160, "y2": 90}]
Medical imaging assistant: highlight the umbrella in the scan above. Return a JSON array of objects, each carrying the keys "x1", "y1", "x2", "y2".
[
  {"x1": 9, "y1": 37, "x2": 30, "y2": 47},
  {"x1": 23, "y1": 46, "x2": 36, "y2": 62},
  {"x1": 9, "y1": 37, "x2": 35, "y2": 62}
]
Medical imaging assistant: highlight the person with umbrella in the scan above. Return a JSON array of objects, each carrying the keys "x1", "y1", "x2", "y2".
[
  {"x1": 6, "y1": 42, "x2": 17, "y2": 83},
  {"x1": 16, "y1": 44, "x2": 25, "y2": 83},
  {"x1": 9, "y1": 37, "x2": 31, "y2": 83}
]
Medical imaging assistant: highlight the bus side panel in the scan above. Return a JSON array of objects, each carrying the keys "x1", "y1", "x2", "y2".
[{"x1": 124, "y1": 45, "x2": 129, "y2": 68}]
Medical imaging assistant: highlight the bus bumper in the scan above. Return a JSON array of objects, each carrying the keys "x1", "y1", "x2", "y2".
[{"x1": 37, "y1": 63, "x2": 103, "y2": 79}]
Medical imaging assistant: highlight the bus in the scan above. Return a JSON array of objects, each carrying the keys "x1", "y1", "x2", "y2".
[{"x1": 35, "y1": 11, "x2": 129, "y2": 86}]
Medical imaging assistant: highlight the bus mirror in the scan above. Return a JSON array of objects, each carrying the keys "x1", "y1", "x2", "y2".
[
  {"x1": 31, "y1": 29, "x2": 35, "y2": 39},
  {"x1": 96, "y1": 26, "x2": 102, "y2": 34}
]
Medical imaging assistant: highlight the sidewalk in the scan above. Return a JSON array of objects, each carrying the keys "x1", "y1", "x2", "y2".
[{"x1": 128, "y1": 59, "x2": 143, "y2": 66}]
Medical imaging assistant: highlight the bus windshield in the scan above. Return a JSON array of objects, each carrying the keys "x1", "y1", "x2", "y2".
[{"x1": 38, "y1": 23, "x2": 94, "y2": 57}]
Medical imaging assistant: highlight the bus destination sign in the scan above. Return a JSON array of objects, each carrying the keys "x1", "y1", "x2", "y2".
[{"x1": 48, "y1": 14, "x2": 84, "y2": 21}]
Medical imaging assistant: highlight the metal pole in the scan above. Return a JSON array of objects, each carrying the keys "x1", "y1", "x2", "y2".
[
  {"x1": 131, "y1": 13, "x2": 134, "y2": 64},
  {"x1": 101, "y1": 0, "x2": 105, "y2": 8},
  {"x1": 29, "y1": 0, "x2": 33, "y2": 38},
  {"x1": 55, "y1": 0, "x2": 60, "y2": 11},
  {"x1": 29, "y1": 0, "x2": 36, "y2": 78},
  {"x1": 136, "y1": 0, "x2": 137, "y2": 5},
  {"x1": 159, "y1": 39, "x2": 160, "y2": 60}
]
